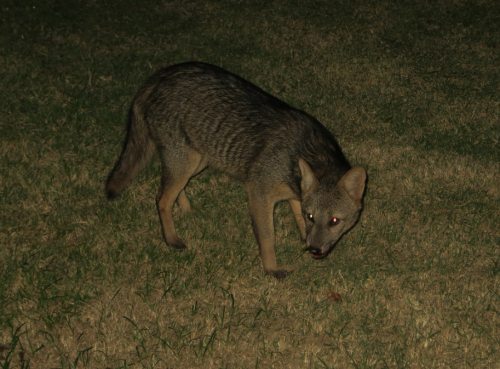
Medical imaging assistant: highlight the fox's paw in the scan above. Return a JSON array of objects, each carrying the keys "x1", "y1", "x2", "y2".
[
  {"x1": 182, "y1": 207, "x2": 202, "y2": 217},
  {"x1": 170, "y1": 243, "x2": 187, "y2": 250},
  {"x1": 165, "y1": 237, "x2": 187, "y2": 250},
  {"x1": 269, "y1": 269, "x2": 292, "y2": 280}
]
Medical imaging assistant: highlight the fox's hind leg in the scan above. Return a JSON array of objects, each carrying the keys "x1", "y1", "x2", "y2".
[
  {"x1": 176, "y1": 190, "x2": 193, "y2": 214},
  {"x1": 156, "y1": 150, "x2": 206, "y2": 249}
]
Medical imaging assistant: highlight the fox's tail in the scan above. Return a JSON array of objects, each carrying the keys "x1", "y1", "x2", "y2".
[{"x1": 105, "y1": 93, "x2": 155, "y2": 199}]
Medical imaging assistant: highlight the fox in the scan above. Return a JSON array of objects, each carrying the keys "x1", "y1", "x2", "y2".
[{"x1": 105, "y1": 62, "x2": 367, "y2": 279}]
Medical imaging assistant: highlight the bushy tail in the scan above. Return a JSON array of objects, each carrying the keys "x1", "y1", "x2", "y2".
[{"x1": 105, "y1": 96, "x2": 155, "y2": 199}]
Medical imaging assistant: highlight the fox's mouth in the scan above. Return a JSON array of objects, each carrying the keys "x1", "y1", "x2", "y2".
[{"x1": 305, "y1": 246, "x2": 330, "y2": 259}]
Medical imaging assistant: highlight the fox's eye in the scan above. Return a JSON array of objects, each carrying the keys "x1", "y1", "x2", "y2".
[
  {"x1": 306, "y1": 213, "x2": 314, "y2": 222},
  {"x1": 329, "y1": 217, "x2": 340, "y2": 227}
]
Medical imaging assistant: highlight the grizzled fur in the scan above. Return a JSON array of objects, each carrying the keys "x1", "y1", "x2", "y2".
[{"x1": 106, "y1": 62, "x2": 367, "y2": 279}]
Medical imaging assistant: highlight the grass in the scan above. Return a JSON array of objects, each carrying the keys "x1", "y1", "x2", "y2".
[{"x1": 1, "y1": 0, "x2": 499, "y2": 367}]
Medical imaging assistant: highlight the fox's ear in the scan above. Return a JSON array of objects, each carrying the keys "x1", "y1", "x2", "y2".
[
  {"x1": 299, "y1": 159, "x2": 318, "y2": 195},
  {"x1": 339, "y1": 166, "x2": 367, "y2": 202}
]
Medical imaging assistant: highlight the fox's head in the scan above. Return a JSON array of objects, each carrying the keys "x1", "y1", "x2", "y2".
[{"x1": 299, "y1": 159, "x2": 367, "y2": 259}]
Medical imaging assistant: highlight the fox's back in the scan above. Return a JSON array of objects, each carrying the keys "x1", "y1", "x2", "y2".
[{"x1": 139, "y1": 62, "x2": 349, "y2": 181}]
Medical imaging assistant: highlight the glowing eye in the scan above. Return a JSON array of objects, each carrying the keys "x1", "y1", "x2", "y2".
[
  {"x1": 306, "y1": 213, "x2": 314, "y2": 221},
  {"x1": 330, "y1": 217, "x2": 340, "y2": 226}
]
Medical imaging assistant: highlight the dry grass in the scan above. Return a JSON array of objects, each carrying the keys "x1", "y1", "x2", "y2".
[{"x1": 1, "y1": 0, "x2": 499, "y2": 368}]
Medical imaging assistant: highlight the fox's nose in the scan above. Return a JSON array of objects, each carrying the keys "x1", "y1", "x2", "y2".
[{"x1": 308, "y1": 247, "x2": 325, "y2": 259}]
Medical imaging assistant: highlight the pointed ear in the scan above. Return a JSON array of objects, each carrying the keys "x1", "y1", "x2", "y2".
[
  {"x1": 339, "y1": 166, "x2": 367, "y2": 202},
  {"x1": 298, "y1": 159, "x2": 318, "y2": 195}
]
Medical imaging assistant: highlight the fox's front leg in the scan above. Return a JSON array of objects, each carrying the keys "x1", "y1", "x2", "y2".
[
  {"x1": 289, "y1": 199, "x2": 306, "y2": 241},
  {"x1": 248, "y1": 191, "x2": 288, "y2": 279}
]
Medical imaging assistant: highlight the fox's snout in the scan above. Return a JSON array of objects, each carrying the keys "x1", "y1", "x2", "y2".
[
  {"x1": 307, "y1": 246, "x2": 328, "y2": 259},
  {"x1": 305, "y1": 239, "x2": 337, "y2": 259},
  {"x1": 303, "y1": 211, "x2": 359, "y2": 260}
]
